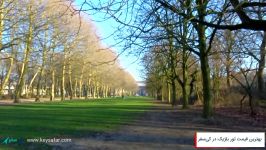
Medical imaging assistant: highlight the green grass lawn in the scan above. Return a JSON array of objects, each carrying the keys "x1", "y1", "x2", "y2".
[{"x1": 0, "y1": 97, "x2": 153, "y2": 149}]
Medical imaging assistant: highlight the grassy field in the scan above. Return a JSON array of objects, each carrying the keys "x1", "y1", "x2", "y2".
[{"x1": 0, "y1": 97, "x2": 153, "y2": 149}]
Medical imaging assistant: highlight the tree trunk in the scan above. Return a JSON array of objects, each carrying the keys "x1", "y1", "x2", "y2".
[
  {"x1": 224, "y1": 30, "x2": 233, "y2": 89},
  {"x1": 240, "y1": 94, "x2": 247, "y2": 113},
  {"x1": 226, "y1": 66, "x2": 231, "y2": 89},
  {"x1": 78, "y1": 78, "x2": 82, "y2": 98},
  {"x1": 182, "y1": 60, "x2": 189, "y2": 109},
  {"x1": 225, "y1": 51, "x2": 231, "y2": 89},
  {"x1": 167, "y1": 83, "x2": 171, "y2": 103},
  {"x1": 171, "y1": 79, "x2": 177, "y2": 106},
  {"x1": 248, "y1": 93, "x2": 256, "y2": 117},
  {"x1": 84, "y1": 84, "x2": 88, "y2": 100},
  {"x1": 35, "y1": 64, "x2": 45, "y2": 102},
  {"x1": 14, "y1": 3, "x2": 34, "y2": 103},
  {"x1": 161, "y1": 82, "x2": 165, "y2": 102},
  {"x1": 74, "y1": 78, "x2": 77, "y2": 98},
  {"x1": 200, "y1": 50, "x2": 213, "y2": 118},
  {"x1": 93, "y1": 84, "x2": 96, "y2": 99},
  {"x1": 197, "y1": 0, "x2": 213, "y2": 118},
  {"x1": 68, "y1": 64, "x2": 73, "y2": 100},
  {"x1": 0, "y1": 0, "x2": 5, "y2": 97},
  {"x1": 0, "y1": 0, "x2": 4, "y2": 50},
  {"x1": 26, "y1": 68, "x2": 40, "y2": 98},
  {"x1": 0, "y1": 57, "x2": 13, "y2": 97},
  {"x1": 104, "y1": 85, "x2": 108, "y2": 98},
  {"x1": 89, "y1": 84, "x2": 92, "y2": 98},
  {"x1": 96, "y1": 82, "x2": 100, "y2": 98},
  {"x1": 61, "y1": 54, "x2": 66, "y2": 101},
  {"x1": 121, "y1": 88, "x2": 124, "y2": 99},
  {"x1": 50, "y1": 70, "x2": 55, "y2": 101},
  {"x1": 182, "y1": 84, "x2": 189, "y2": 109},
  {"x1": 36, "y1": 29, "x2": 48, "y2": 102},
  {"x1": 257, "y1": 32, "x2": 266, "y2": 97},
  {"x1": 189, "y1": 71, "x2": 197, "y2": 98},
  {"x1": 79, "y1": 79, "x2": 83, "y2": 98},
  {"x1": 35, "y1": 68, "x2": 43, "y2": 102}
]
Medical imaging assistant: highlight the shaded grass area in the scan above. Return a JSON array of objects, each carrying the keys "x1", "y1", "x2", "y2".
[{"x1": 0, "y1": 97, "x2": 153, "y2": 149}]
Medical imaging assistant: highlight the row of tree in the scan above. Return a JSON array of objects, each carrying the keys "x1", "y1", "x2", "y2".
[
  {"x1": 78, "y1": 0, "x2": 266, "y2": 118},
  {"x1": 0, "y1": 0, "x2": 138, "y2": 103}
]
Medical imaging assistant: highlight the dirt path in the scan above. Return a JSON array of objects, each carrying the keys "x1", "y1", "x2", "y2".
[{"x1": 51, "y1": 101, "x2": 265, "y2": 150}]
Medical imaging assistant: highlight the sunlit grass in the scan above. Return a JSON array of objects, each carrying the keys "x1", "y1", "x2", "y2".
[{"x1": 0, "y1": 97, "x2": 153, "y2": 149}]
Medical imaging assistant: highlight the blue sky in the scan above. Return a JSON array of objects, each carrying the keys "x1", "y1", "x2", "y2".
[{"x1": 74, "y1": 0, "x2": 144, "y2": 81}]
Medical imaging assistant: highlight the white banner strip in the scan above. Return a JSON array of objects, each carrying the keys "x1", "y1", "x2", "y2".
[{"x1": 195, "y1": 132, "x2": 265, "y2": 148}]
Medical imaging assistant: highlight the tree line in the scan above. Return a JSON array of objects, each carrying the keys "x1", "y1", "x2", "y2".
[
  {"x1": 0, "y1": 0, "x2": 138, "y2": 103},
  {"x1": 78, "y1": 0, "x2": 266, "y2": 118}
]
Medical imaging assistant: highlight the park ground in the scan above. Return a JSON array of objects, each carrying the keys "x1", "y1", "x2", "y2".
[{"x1": 0, "y1": 97, "x2": 265, "y2": 150}]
